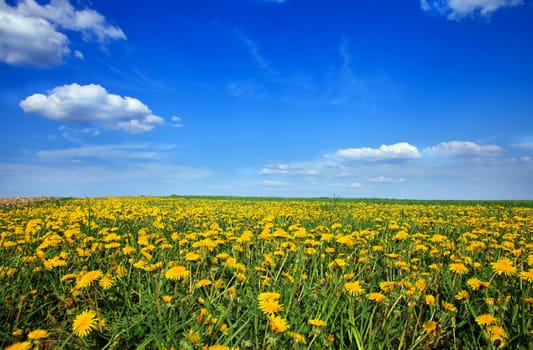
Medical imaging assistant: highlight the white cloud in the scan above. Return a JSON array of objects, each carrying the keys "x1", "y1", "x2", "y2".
[
  {"x1": 260, "y1": 180, "x2": 289, "y2": 186},
  {"x1": 350, "y1": 182, "x2": 362, "y2": 188},
  {"x1": 336, "y1": 142, "x2": 421, "y2": 162},
  {"x1": 420, "y1": 0, "x2": 431, "y2": 11},
  {"x1": 36, "y1": 144, "x2": 172, "y2": 161},
  {"x1": 170, "y1": 116, "x2": 184, "y2": 128},
  {"x1": 368, "y1": 176, "x2": 406, "y2": 183},
  {"x1": 423, "y1": 141, "x2": 502, "y2": 157},
  {"x1": 0, "y1": 0, "x2": 125, "y2": 67},
  {"x1": 421, "y1": 0, "x2": 523, "y2": 19},
  {"x1": 511, "y1": 143, "x2": 533, "y2": 150},
  {"x1": 0, "y1": 8, "x2": 69, "y2": 66},
  {"x1": 20, "y1": 83, "x2": 165, "y2": 134},
  {"x1": 259, "y1": 163, "x2": 319, "y2": 176}
]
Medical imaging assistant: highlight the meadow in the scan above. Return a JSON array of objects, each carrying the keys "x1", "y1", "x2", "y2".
[{"x1": 1, "y1": 197, "x2": 532, "y2": 349}]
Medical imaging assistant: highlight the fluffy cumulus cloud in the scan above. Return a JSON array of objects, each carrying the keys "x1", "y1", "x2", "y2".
[
  {"x1": 20, "y1": 83, "x2": 165, "y2": 134},
  {"x1": 336, "y1": 142, "x2": 421, "y2": 162},
  {"x1": 423, "y1": 141, "x2": 502, "y2": 157},
  {"x1": 421, "y1": 0, "x2": 524, "y2": 19},
  {"x1": 0, "y1": 0, "x2": 125, "y2": 67}
]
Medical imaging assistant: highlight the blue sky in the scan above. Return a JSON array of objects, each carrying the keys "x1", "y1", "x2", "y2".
[{"x1": 1, "y1": 0, "x2": 532, "y2": 199}]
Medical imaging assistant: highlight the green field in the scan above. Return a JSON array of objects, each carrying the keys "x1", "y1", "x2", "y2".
[{"x1": 1, "y1": 197, "x2": 532, "y2": 349}]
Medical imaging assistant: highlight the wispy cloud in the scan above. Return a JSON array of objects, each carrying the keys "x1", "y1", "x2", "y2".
[
  {"x1": 36, "y1": 143, "x2": 176, "y2": 161},
  {"x1": 20, "y1": 83, "x2": 167, "y2": 134},
  {"x1": 259, "y1": 163, "x2": 319, "y2": 176},
  {"x1": 511, "y1": 143, "x2": 533, "y2": 151},
  {"x1": 368, "y1": 176, "x2": 405, "y2": 183},
  {"x1": 423, "y1": 141, "x2": 502, "y2": 158},
  {"x1": 421, "y1": 0, "x2": 524, "y2": 20},
  {"x1": 0, "y1": 0, "x2": 125, "y2": 67},
  {"x1": 239, "y1": 34, "x2": 269, "y2": 70},
  {"x1": 324, "y1": 38, "x2": 365, "y2": 105},
  {"x1": 260, "y1": 180, "x2": 290, "y2": 186}
]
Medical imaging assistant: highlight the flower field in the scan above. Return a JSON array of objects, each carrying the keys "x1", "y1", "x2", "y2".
[{"x1": 1, "y1": 197, "x2": 532, "y2": 349}]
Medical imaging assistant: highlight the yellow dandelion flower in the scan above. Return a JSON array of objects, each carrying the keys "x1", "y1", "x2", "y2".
[
  {"x1": 204, "y1": 345, "x2": 230, "y2": 350},
  {"x1": 185, "y1": 252, "x2": 202, "y2": 262},
  {"x1": 165, "y1": 266, "x2": 189, "y2": 281},
  {"x1": 99, "y1": 276, "x2": 114, "y2": 290},
  {"x1": 367, "y1": 292, "x2": 386, "y2": 302},
  {"x1": 161, "y1": 295, "x2": 172, "y2": 303},
  {"x1": 72, "y1": 310, "x2": 97, "y2": 337},
  {"x1": 449, "y1": 263, "x2": 469, "y2": 275},
  {"x1": 344, "y1": 281, "x2": 364, "y2": 297},
  {"x1": 234, "y1": 272, "x2": 246, "y2": 282},
  {"x1": 423, "y1": 321, "x2": 437, "y2": 335},
  {"x1": 4, "y1": 341, "x2": 32, "y2": 350},
  {"x1": 11, "y1": 329, "x2": 23, "y2": 337},
  {"x1": 308, "y1": 319, "x2": 327, "y2": 327},
  {"x1": 519, "y1": 269, "x2": 533, "y2": 282},
  {"x1": 195, "y1": 279, "x2": 212, "y2": 288},
  {"x1": 268, "y1": 315, "x2": 290, "y2": 333},
  {"x1": 258, "y1": 292, "x2": 281, "y2": 302},
  {"x1": 288, "y1": 331, "x2": 307, "y2": 344},
  {"x1": 76, "y1": 270, "x2": 103, "y2": 289},
  {"x1": 379, "y1": 281, "x2": 396, "y2": 293},
  {"x1": 487, "y1": 325, "x2": 507, "y2": 347},
  {"x1": 442, "y1": 301, "x2": 457, "y2": 313},
  {"x1": 467, "y1": 277, "x2": 490, "y2": 290},
  {"x1": 27, "y1": 329, "x2": 48, "y2": 340},
  {"x1": 476, "y1": 314, "x2": 497, "y2": 326},
  {"x1": 60, "y1": 273, "x2": 77, "y2": 282},
  {"x1": 455, "y1": 290, "x2": 469, "y2": 300},
  {"x1": 415, "y1": 279, "x2": 426, "y2": 291},
  {"x1": 259, "y1": 299, "x2": 282, "y2": 315},
  {"x1": 491, "y1": 258, "x2": 516, "y2": 276}
]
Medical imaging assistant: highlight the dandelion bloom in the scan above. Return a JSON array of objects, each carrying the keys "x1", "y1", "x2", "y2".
[
  {"x1": 455, "y1": 290, "x2": 469, "y2": 300},
  {"x1": 258, "y1": 292, "x2": 281, "y2": 302},
  {"x1": 185, "y1": 252, "x2": 202, "y2": 262},
  {"x1": 77, "y1": 270, "x2": 103, "y2": 289},
  {"x1": 288, "y1": 331, "x2": 307, "y2": 344},
  {"x1": 367, "y1": 292, "x2": 386, "y2": 303},
  {"x1": 519, "y1": 269, "x2": 533, "y2": 282},
  {"x1": 259, "y1": 298, "x2": 283, "y2": 315},
  {"x1": 467, "y1": 277, "x2": 490, "y2": 291},
  {"x1": 161, "y1": 295, "x2": 172, "y2": 303},
  {"x1": 308, "y1": 319, "x2": 327, "y2": 327},
  {"x1": 195, "y1": 279, "x2": 212, "y2": 288},
  {"x1": 344, "y1": 281, "x2": 364, "y2": 296},
  {"x1": 425, "y1": 294, "x2": 435, "y2": 305},
  {"x1": 449, "y1": 263, "x2": 469, "y2": 275},
  {"x1": 268, "y1": 315, "x2": 290, "y2": 333},
  {"x1": 491, "y1": 258, "x2": 517, "y2": 276},
  {"x1": 99, "y1": 276, "x2": 114, "y2": 289},
  {"x1": 165, "y1": 266, "x2": 189, "y2": 281},
  {"x1": 379, "y1": 281, "x2": 396, "y2": 293},
  {"x1": 442, "y1": 301, "x2": 457, "y2": 313},
  {"x1": 204, "y1": 345, "x2": 231, "y2": 350},
  {"x1": 476, "y1": 314, "x2": 497, "y2": 326},
  {"x1": 72, "y1": 310, "x2": 97, "y2": 337},
  {"x1": 27, "y1": 329, "x2": 48, "y2": 340},
  {"x1": 4, "y1": 342, "x2": 32, "y2": 350},
  {"x1": 423, "y1": 321, "x2": 437, "y2": 335},
  {"x1": 487, "y1": 325, "x2": 507, "y2": 346}
]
